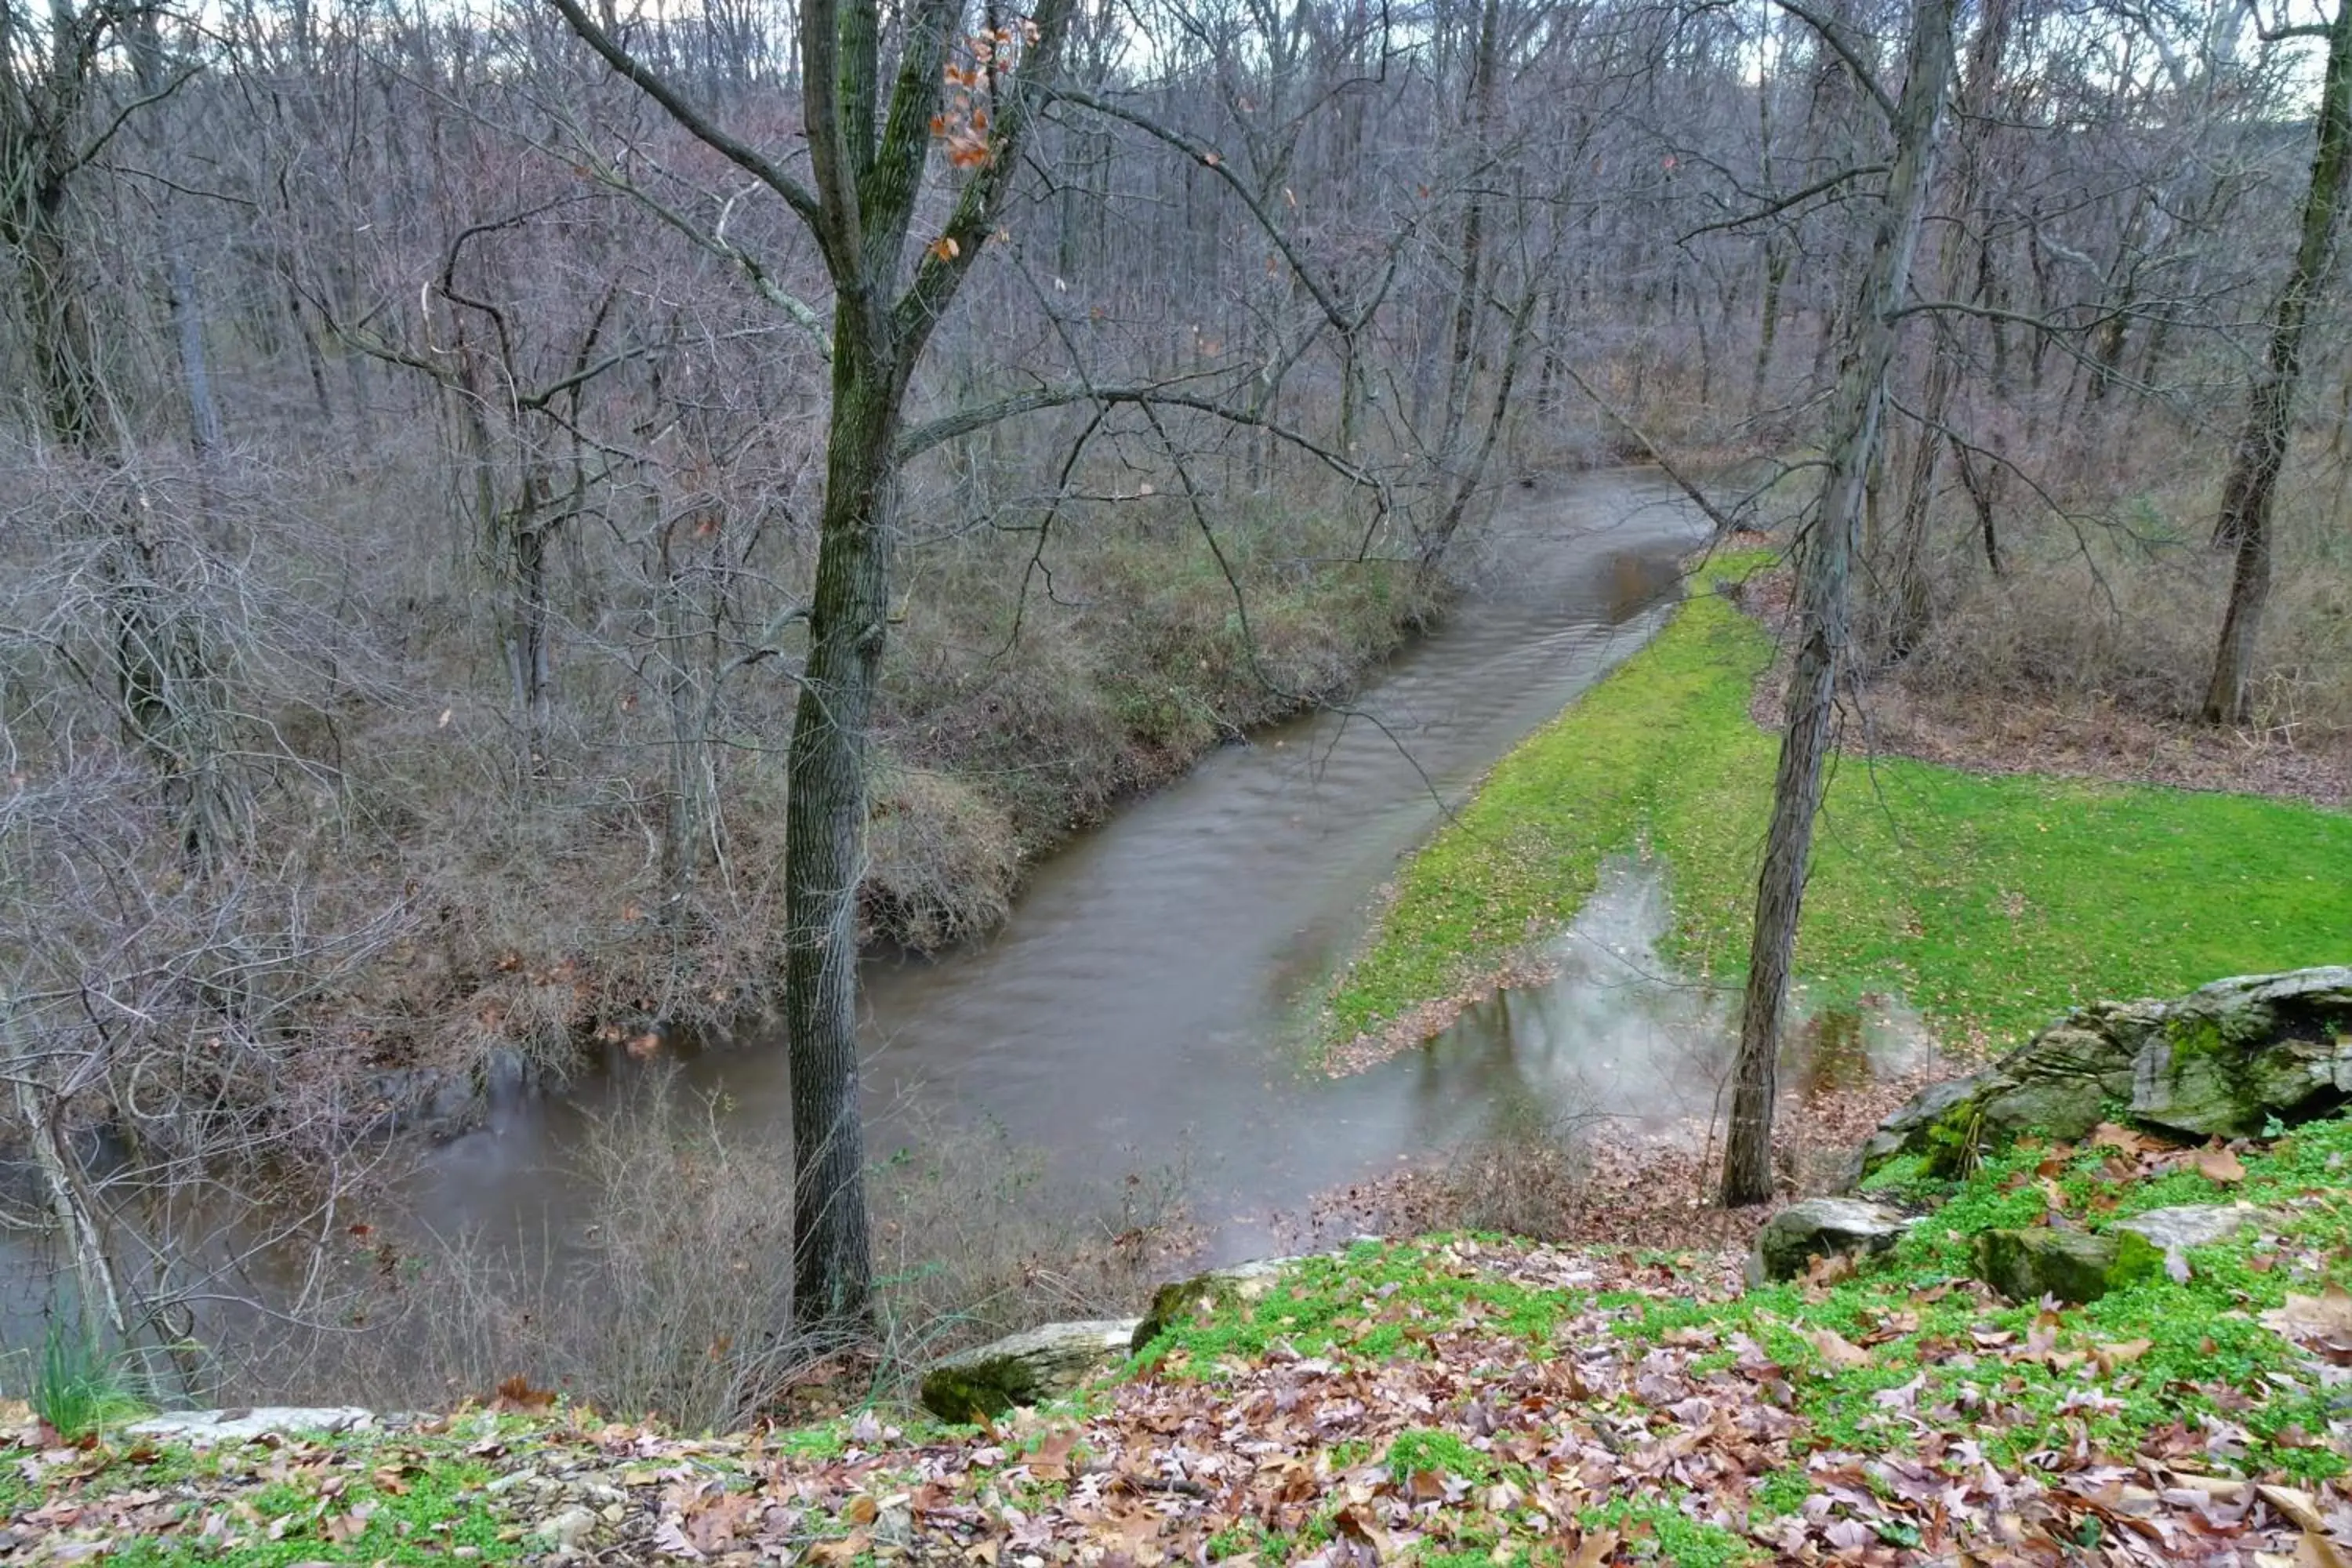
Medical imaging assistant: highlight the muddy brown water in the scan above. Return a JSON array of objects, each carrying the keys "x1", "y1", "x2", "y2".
[{"x1": 407, "y1": 473, "x2": 1721, "y2": 1263}]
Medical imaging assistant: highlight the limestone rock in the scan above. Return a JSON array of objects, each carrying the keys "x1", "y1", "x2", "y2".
[
  {"x1": 1973, "y1": 1226, "x2": 2165, "y2": 1305},
  {"x1": 1748, "y1": 1198, "x2": 1911, "y2": 1285},
  {"x1": 1856, "y1": 967, "x2": 2352, "y2": 1181},
  {"x1": 1131, "y1": 1257, "x2": 1301, "y2": 1351},
  {"x1": 919, "y1": 1319, "x2": 1140, "y2": 1421},
  {"x1": 2130, "y1": 970, "x2": 2352, "y2": 1136},
  {"x1": 2113, "y1": 1203, "x2": 2263, "y2": 1254},
  {"x1": 532, "y1": 1504, "x2": 599, "y2": 1551},
  {"x1": 128, "y1": 1406, "x2": 376, "y2": 1443}
]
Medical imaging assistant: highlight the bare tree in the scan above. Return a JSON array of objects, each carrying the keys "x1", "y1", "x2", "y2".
[
  {"x1": 545, "y1": 0, "x2": 1083, "y2": 1332},
  {"x1": 2203, "y1": 0, "x2": 2352, "y2": 726},
  {"x1": 1722, "y1": 0, "x2": 1955, "y2": 1209}
]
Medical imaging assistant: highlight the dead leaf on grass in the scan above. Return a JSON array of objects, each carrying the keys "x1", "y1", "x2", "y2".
[
  {"x1": 489, "y1": 1374, "x2": 555, "y2": 1413},
  {"x1": 2194, "y1": 1145, "x2": 2248, "y2": 1185},
  {"x1": 2263, "y1": 1284, "x2": 2352, "y2": 1340},
  {"x1": 1798, "y1": 1326, "x2": 1871, "y2": 1371},
  {"x1": 1566, "y1": 1528, "x2": 1622, "y2": 1568},
  {"x1": 2092, "y1": 1338, "x2": 2151, "y2": 1374},
  {"x1": 2092, "y1": 1123, "x2": 2160, "y2": 1155},
  {"x1": 2259, "y1": 1483, "x2": 2328, "y2": 1531}
]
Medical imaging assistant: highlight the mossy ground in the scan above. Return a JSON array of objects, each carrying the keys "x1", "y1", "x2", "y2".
[{"x1": 1327, "y1": 554, "x2": 2352, "y2": 1059}]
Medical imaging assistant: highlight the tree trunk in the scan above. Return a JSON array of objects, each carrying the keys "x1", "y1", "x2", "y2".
[
  {"x1": 132, "y1": 17, "x2": 222, "y2": 458},
  {"x1": 783, "y1": 337, "x2": 898, "y2": 1334},
  {"x1": 1433, "y1": 0, "x2": 1501, "y2": 509},
  {"x1": 2203, "y1": 0, "x2": 2352, "y2": 724},
  {"x1": 24, "y1": 209, "x2": 106, "y2": 453},
  {"x1": 1722, "y1": 0, "x2": 1955, "y2": 1208},
  {"x1": 1953, "y1": 431, "x2": 2002, "y2": 576},
  {"x1": 1752, "y1": 241, "x2": 1789, "y2": 413}
]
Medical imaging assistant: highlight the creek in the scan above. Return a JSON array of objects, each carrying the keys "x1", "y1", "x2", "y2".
[{"x1": 406, "y1": 472, "x2": 1723, "y2": 1264}]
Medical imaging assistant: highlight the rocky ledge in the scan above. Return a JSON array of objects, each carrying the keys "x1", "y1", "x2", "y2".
[{"x1": 1857, "y1": 965, "x2": 2352, "y2": 1180}]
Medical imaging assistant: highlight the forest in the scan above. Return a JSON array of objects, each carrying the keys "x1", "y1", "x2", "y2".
[{"x1": 5, "y1": 0, "x2": 2352, "y2": 1415}]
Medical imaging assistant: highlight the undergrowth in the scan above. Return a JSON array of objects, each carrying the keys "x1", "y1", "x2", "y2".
[{"x1": 23, "y1": 1323, "x2": 148, "y2": 1443}]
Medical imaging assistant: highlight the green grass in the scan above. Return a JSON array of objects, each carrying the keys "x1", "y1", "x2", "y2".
[
  {"x1": 1666, "y1": 1115, "x2": 2352, "y2": 1482},
  {"x1": 1327, "y1": 554, "x2": 2352, "y2": 1055},
  {"x1": 27, "y1": 1321, "x2": 149, "y2": 1442},
  {"x1": 21, "y1": 1432, "x2": 519, "y2": 1566}
]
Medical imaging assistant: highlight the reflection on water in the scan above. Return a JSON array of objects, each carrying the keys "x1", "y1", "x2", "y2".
[
  {"x1": 1424, "y1": 856, "x2": 1735, "y2": 1140},
  {"x1": 1407, "y1": 861, "x2": 1933, "y2": 1163}
]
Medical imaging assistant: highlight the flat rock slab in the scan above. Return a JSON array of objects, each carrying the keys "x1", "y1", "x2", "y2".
[
  {"x1": 1748, "y1": 1197, "x2": 1911, "y2": 1285},
  {"x1": 129, "y1": 1407, "x2": 377, "y2": 1443},
  {"x1": 920, "y1": 1319, "x2": 1141, "y2": 1422},
  {"x1": 2114, "y1": 1203, "x2": 2265, "y2": 1254}
]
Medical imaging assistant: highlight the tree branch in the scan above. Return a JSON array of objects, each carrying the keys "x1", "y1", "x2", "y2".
[
  {"x1": 1679, "y1": 163, "x2": 1889, "y2": 241},
  {"x1": 1769, "y1": 0, "x2": 1898, "y2": 122},
  {"x1": 896, "y1": 380, "x2": 1375, "y2": 486},
  {"x1": 539, "y1": 0, "x2": 824, "y2": 232}
]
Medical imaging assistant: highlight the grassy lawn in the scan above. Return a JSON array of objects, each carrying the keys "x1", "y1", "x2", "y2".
[{"x1": 1327, "y1": 554, "x2": 2352, "y2": 1056}]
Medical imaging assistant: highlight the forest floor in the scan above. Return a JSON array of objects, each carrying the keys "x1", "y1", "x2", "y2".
[
  {"x1": 1850, "y1": 684, "x2": 2352, "y2": 811},
  {"x1": 10, "y1": 1114, "x2": 2352, "y2": 1566},
  {"x1": 1322, "y1": 553, "x2": 2352, "y2": 1078}
]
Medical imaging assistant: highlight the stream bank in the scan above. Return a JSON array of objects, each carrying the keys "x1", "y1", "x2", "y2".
[
  {"x1": 18, "y1": 977, "x2": 2352, "y2": 1565},
  {"x1": 0, "y1": 470, "x2": 1722, "y2": 1395}
]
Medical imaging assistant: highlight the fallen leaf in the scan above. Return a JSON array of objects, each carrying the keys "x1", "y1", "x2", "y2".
[
  {"x1": 2091, "y1": 1122, "x2": 2158, "y2": 1154},
  {"x1": 2169, "y1": 1472, "x2": 2251, "y2": 1498},
  {"x1": 2195, "y1": 1145, "x2": 2247, "y2": 1184},
  {"x1": 1334, "y1": 1502, "x2": 1395, "y2": 1556},
  {"x1": 2263, "y1": 1284, "x2": 2352, "y2": 1340},
  {"x1": 2300, "y1": 1531, "x2": 2352, "y2": 1568},
  {"x1": 2093, "y1": 1338, "x2": 2151, "y2": 1374},
  {"x1": 1798, "y1": 1326, "x2": 1872, "y2": 1371},
  {"x1": 1802, "y1": 1251, "x2": 1857, "y2": 1287},
  {"x1": 2260, "y1": 1484, "x2": 2328, "y2": 1531},
  {"x1": 1025, "y1": 1432, "x2": 1076, "y2": 1480},
  {"x1": 490, "y1": 1374, "x2": 554, "y2": 1413},
  {"x1": 1567, "y1": 1528, "x2": 1622, "y2": 1568}
]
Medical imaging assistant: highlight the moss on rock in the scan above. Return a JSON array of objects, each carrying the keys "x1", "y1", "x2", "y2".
[
  {"x1": 918, "y1": 1319, "x2": 1139, "y2": 1421},
  {"x1": 1972, "y1": 1226, "x2": 2165, "y2": 1305},
  {"x1": 1131, "y1": 1258, "x2": 1298, "y2": 1352},
  {"x1": 1859, "y1": 967, "x2": 2352, "y2": 1181}
]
